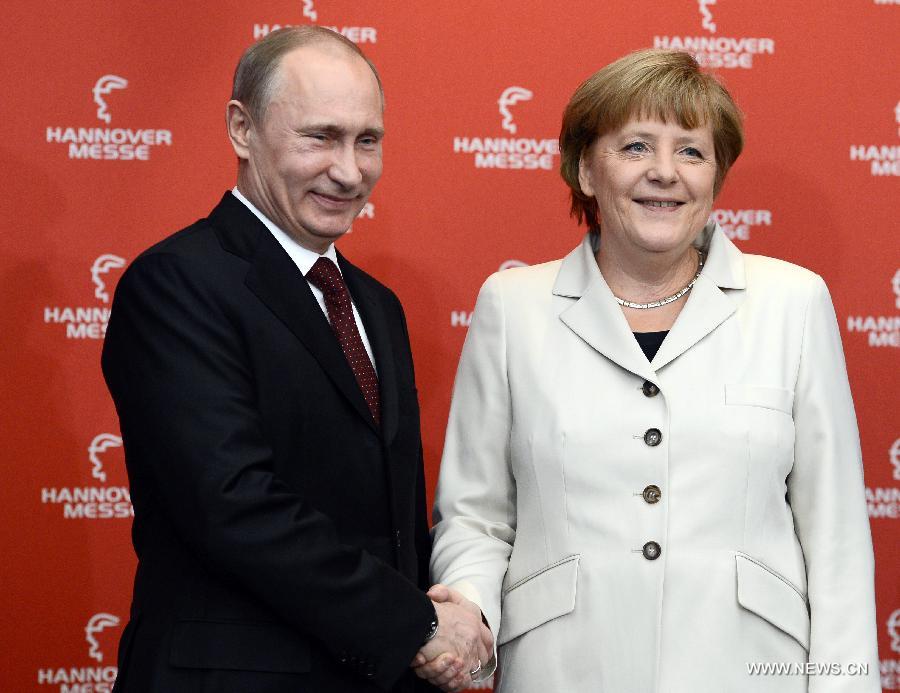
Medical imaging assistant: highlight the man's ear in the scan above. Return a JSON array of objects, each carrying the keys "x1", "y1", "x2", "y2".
[
  {"x1": 226, "y1": 100, "x2": 253, "y2": 161},
  {"x1": 577, "y1": 152, "x2": 594, "y2": 198}
]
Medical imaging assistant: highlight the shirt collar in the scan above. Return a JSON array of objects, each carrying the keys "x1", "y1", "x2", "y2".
[{"x1": 231, "y1": 187, "x2": 339, "y2": 275}]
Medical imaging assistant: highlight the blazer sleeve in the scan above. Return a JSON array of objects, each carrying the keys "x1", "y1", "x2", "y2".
[
  {"x1": 787, "y1": 275, "x2": 880, "y2": 691},
  {"x1": 431, "y1": 273, "x2": 516, "y2": 674},
  {"x1": 101, "y1": 252, "x2": 434, "y2": 690}
]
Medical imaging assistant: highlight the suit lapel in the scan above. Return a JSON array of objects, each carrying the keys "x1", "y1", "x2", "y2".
[
  {"x1": 210, "y1": 193, "x2": 378, "y2": 434},
  {"x1": 554, "y1": 225, "x2": 746, "y2": 378},
  {"x1": 555, "y1": 234, "x2": 658, "y2": 382},
  {"x1": 650, "y1": 225, "x2": 746, "y2": 370},
  {"x1": 339, "y1": 253, "x2": 400, "y2": 446}
]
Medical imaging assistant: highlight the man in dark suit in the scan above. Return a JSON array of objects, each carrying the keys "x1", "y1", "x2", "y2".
[{"x1": 102, "y1": 26, "x2": 489, "y2": 693}]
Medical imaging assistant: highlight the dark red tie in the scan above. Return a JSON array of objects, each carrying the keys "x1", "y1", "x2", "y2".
[{"x1": 305, "y1": 257, "x2": 381, "y2": 425}]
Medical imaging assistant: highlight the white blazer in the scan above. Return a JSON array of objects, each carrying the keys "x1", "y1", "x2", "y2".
[{"x1": 431, "y1": 224, "x2": 879, "y2": 692}]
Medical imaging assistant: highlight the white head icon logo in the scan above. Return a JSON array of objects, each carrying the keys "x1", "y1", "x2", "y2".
[
  {"x1": 91, "y1": 254, "x2": 126, "y2": 304},
  {"x1": 85, "y1": 613, "x2": 120, "y2": 663},
  {"x1": 88, "y1": 434, "x2": 122, "y2": 484},
  {"x1": 499, "y1": 259, "x2": 528, "y2": 271},
  {"x1": 895, "y1": 100, "x2": 900, "y2": 137},
  {"x1": 892, "y1": 269, "x2": 900, "y2": 309},
  {"x1": 698, "y1": 0, "x2": 717, "y2": 33},
  {"x1": 498, "y1": 87, "x2": 533, "y2": 135},
  {"x1": 92, "y1": 75, "x2": 128, "y2": 124},
  {"x1": 891, "y1": 439, "x2": 900, "y2": 481},
  {"x1": 302, "y1": 0, "x2": 317, "y2": 21},
  {"x1": 889, "y1": 609, "x2": 900, "y2": 654}
]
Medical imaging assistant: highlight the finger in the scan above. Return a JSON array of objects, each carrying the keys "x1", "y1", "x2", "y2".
[
  {"x1": 447, "y1": 672, "x2": 472, "y2": 691},
  {"x1": 427, "y1": 658, "x2": 465, "y2": 688},
  {"x1": 427, "y1": 584, "x2": 450, "y2": 601},
  {"x1": 476, "y1": 628, "x2": 492, "y2": 662},
  {"x1": 479, "y1": 622, "x2": 494, "y2": 648},
  {"x1": 415, "y1": 654, "x2": 453, "y2": 679}
]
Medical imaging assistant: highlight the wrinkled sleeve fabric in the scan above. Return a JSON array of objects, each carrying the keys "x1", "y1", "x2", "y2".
[
  {"x1": 431, "y1": 274, "x2": 517, "y2": 677},
  {"x1": 102, "y1": 252, "x2": 433, "y2": 690},
  {"x1": 788, "y1": 275, "x2": 880, "y2": 692}
]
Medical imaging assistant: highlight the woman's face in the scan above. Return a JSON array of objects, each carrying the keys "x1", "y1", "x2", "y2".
[{"x1": 578, "y1": 117, "x2": 717, "y2": 258}]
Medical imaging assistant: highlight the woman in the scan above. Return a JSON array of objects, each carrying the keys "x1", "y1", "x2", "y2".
[{"x1": 428, "y1": 49, "x2": 879, "y2": 692}]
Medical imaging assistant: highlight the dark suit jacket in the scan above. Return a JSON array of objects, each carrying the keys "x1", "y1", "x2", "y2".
[{"x1": 102, "y1": 193, "x2": 436, "y2": 692}]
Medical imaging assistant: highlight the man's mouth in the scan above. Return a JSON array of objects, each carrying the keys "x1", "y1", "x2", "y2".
[{"x1": 311, "y1": 191, "x2": 357, "y2": 207}]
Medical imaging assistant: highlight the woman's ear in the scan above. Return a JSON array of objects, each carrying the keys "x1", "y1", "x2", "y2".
[{"x1": 578, "y1": 151, "x2": 594, "y2": 198}]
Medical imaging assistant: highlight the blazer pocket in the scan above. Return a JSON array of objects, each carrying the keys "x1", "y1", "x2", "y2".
[
  {"x1": 725, "y1": 384, "x2": 794, "y2": 415},
  {"x1": 498, "y1": 554, "x2": 580, "y2": 646},
  {"x1": 169, "y1": 620, "x2": 310, "y2": 673},
  {"x1": 735, "y1": 553, "x2": 809, "y2": 651}
]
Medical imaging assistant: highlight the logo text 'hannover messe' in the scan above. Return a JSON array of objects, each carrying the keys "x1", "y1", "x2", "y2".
[
  {"x1": 41, "y1": 433, "x2": 133, "y2": 519},
  {"x1": 37, "y1": 612, "x2": 121, "y2": 689},
  {"x1": 846, "y1": 270, "x2": 900, "y2": 348},
  {"x1": 654, "y1": 0, "x2": 775, "y2": 69},
  {"x1": 849, "y1": 101, "x2": 900, "y2": 176},
  {"x1": 44, "y1": 254, "x2": 126, "y2": 339},
  {"x1": 46, "y1": 74, "x2": 173, "y2": 161},
  {"x1": 883, "y1": 608, "x2": 900, "y2": 689},
  {"x1": 865, "y1": 439, "x2": 900, "y2": 520},
  {"x1": 253, "y1": 1, "x2": 376, "y2": 43},
  {"x1": 453, "y1": 87, "x2": 559, "y2": 170}
]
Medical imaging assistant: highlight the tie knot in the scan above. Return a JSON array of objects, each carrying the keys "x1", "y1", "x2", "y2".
[{"x1": 306, "y1": 257, "x2": 346, "y2": 297}]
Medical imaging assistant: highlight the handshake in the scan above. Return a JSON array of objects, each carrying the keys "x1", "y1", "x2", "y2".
[{"x1": 411, "y1": 584, "x2": 494, "y2": 692}]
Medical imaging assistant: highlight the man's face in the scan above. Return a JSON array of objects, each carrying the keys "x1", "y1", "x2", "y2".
[{"x1": 236, "y1": 45, "x2": 384, "y2": 252}]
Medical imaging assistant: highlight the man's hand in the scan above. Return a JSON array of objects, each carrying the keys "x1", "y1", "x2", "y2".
[{"x1": 411, "y1": 584, "x2": 493, "y2": 692}]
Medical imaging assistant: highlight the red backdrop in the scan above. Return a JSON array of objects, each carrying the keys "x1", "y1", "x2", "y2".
[{"x1": 2, "y1": 1, "x2": 898, "y2": 690}]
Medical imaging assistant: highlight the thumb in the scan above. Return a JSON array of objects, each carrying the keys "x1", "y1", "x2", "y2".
[{"x1": 427, "y1": 583, "x2": 450, "y2": 601}]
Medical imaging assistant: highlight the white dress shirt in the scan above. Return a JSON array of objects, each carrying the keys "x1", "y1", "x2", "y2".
[{"x1": 231, "y1": 187, "x2": 376, "y2": 372}]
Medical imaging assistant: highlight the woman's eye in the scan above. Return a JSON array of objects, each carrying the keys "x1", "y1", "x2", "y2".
[
  {"x1": 623, "y1": 141, "x2": 649, "y2": 154},
  {"x1": 681, "y1": 147, "x2": 703, "y2": 158}
]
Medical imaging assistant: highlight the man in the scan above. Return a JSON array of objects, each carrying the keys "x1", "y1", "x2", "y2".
[{"x1": 102, "y1": 27, "x2": 489, "y2": 692}]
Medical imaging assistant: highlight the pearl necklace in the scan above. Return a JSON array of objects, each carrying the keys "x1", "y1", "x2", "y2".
[{"x1": 613, "y1": 252, "x2": 705, "y2": 310}]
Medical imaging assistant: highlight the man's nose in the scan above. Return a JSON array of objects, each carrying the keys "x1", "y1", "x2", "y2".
[{"x1": 328, "y1": 144, "x2": 363, "y2": 188}]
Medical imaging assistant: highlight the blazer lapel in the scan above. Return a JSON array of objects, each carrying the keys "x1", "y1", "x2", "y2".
[
  {"x1": 651, "y1": 224, "x2": 746, "y2": 371},
  {"x1": 210, "y1": 193, "x2": 378, "y2": 433},
  {"x1": 554, "y1": 225, "x2": 746, "y2": 379},
  {"x1": 339, "y1": 253, "x2": 400, "y2": 446},
  {"x1": 555, "y1": 234, "x2": 658, "y2": 382}
]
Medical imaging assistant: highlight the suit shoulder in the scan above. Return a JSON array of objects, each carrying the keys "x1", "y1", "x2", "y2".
[
  {"x1": 132, "y1": 216, "x2": 219, "y2": 264},
  {"x1": 742, "y1": 253, "x2": 824, "y2": 294},
  {"x1": 484, "y1": 258, "x2": 564, "y2": 295},
  {"x1": 740, "y1": 254, "x2": 831, "y2": 321}
]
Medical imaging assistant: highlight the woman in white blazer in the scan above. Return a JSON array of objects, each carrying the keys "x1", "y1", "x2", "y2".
[{"x1": 428, "y1": 49, "x2": 879, "y2": 692}]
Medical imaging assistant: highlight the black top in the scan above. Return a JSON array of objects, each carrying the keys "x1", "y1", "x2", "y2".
[{"x1": 633, "y1": 330, "x2": 669, "y2": 362}]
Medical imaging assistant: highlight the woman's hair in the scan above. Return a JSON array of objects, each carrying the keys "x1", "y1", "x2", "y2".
[{"x1": 559, "y1": 49, "x2": 744, "y2": 234}]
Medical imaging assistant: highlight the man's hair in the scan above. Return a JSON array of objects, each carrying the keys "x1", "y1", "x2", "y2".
[
  {"x1": 559, "y1": 48, "x2": 744, "y2": 235},
  {"x1": 231, "y1": 26, "x2": 383, "y2": 123}
]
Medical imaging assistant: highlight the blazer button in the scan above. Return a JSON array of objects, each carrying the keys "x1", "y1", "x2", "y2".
[
  {"x1": 643, "y1": 428, "x2": 662, "y2": 446},
  {"x1": 395, "y1": 530, "x2": 401, "y2": 549},
  {"x1": 642, "y1": 381, "x2": 660, "y2": 397},
  {"x1": 642, "y1": 485, "x2": 661, "y2": 504},
  {"x1": 642, "y1": 541, "x2": 662, "y2": 560}
]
